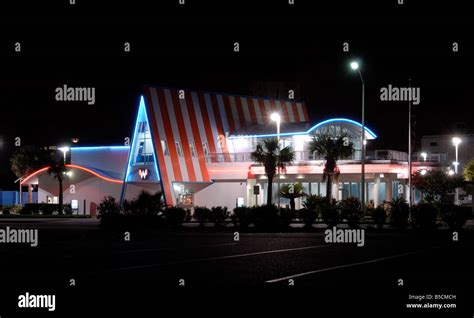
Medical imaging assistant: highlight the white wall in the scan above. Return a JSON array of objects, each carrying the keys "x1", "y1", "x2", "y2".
[{"x1": 194, "y1": 181, "x2": 247, "y2": 210}]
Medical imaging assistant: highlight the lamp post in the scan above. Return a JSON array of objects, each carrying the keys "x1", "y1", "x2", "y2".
[
  {"x1": 350, "y1": 61, "x2": 366, "y2": 213},
  {"x1": 271, "y1": 113, "x2": 281, "y2": 208},
  {"x1": 452, "y1": 137, "x2": 462, "y2": 205}
]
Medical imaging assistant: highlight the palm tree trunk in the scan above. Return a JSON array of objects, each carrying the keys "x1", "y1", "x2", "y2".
[
  {"x1": 326, "y1": 174, "x2": 333, "y2": 200},
  {"x1": 58, "y1": 178, "x2": 63, "y2": 215},
  {"x1": 267, "y1": 177, "x2": 273, "y2": 206}
]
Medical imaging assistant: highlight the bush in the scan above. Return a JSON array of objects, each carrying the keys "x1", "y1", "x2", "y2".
[
  {"x1": 63, "y1": 203, "x2": 72, "y2": 215},
  {"x1": 2, "y1": 207, "x2": 10, "y2": 215},
  {"x1": 97, "y1": 196, "x2": 122, "y2": 228},
  {"x1": 298, "y1": 208, "x2": 317, "y2": 228},
  {"x1": 279, "y1": 207, "x2": 296, "y2": 228},
  {"x1": 339, "y1": 197, "x2": 362, "y2": 228},
  {"x1": 123, "y1": 191, "x2": 164, "y2": 215},
  {"x1": 441, "y1": 203, "x2": 470, "y2": 230},
  {"x1": 97, "y1": 196, "x2": 122, "y2": 218},
  {"x1": 164, "y1": 206, "x2": 187, "y2": 228},
  {"x1": 389, "y1": 197, "x2": 409, "y2": 230},
  {"x1": 372, "y1": 205, "x2": 386, "y2": 229},
  {"x1": 193, "y1": 206, "x2": 211, "y2": 227},
  {"x1": 302, "y1": 194, "x2": 321, "y2": 210},
  {"x1": 411, "y1": 202, "x2": 439, "y2": 231},
  {"x1": 232, "y1": 207, "x2": 252, "y2": 229},
  {"x1": 19, "y1": 203, "x2": 60, "y2": 215},
  {"x1": 319, "y1": 198, "x2": 340, "y2": 227},
  {"x1": 210, "y1": 206, "x2": 229, "y2": 227},
  {"x1": 251, "y1": 205, "x2": 279, "y2": 230}
]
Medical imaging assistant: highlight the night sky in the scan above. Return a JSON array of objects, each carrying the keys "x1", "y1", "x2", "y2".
[{"x1": 1, "y1": 0, "x2": 473, "y2": 189}]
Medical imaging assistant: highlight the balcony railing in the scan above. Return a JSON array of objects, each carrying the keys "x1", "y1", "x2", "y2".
[{"x1": 206, "y1": 149, "x2": 447, "y2": 163}]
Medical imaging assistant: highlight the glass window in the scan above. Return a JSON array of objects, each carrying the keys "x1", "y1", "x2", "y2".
[
  {"x1": 342, "y1": 182, "x2": 350, "y2": 199},
  {"x1": 378, "y1": 182, "x2": 386, "y2": 205},
  {"x1": 351, "y1": 182, "x2": 359, "y2": 199},
  {"x1": 202, "y1": 142, "x2": 210, "y2": 160},
  {"x1": 190, "y1": 142, "x2": 196, "y2": 157},
  {"x1": 161, "y1": 140, "x2": 169, "y2": 156},
  {"x1": 320, "y1": 182, "x2": 327, "y2": 197},
  {"x1": 175, "y1": 142, "x2": 183, "y2": 157},
  {"x1": 310, "y1": 182, "x2": 319, "y2": 195}
]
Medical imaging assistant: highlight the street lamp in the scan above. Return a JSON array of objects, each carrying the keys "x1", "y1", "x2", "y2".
[
  {"x1": 271, "y1": 113, "x2": 281, "y2": 208},
  {"x1": 420, "y1": 152, "x2": 427, "y2": 162},
  {"x1": 58, "y1": 146, "x2": 70, "y2": 164},
  {"x1": 350, "y1": 60, "x2": 366, "y2": 213},
  {"x1": 452, "y1": 137, "x2": 462, "y2": 205}
]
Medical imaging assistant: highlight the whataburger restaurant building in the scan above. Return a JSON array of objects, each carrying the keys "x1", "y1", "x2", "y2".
[{"x1": 21, "y1": 86, "x2": 429, "y2": 215}]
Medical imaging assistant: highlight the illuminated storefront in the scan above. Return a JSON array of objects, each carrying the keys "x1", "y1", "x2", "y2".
[{"x1": 21, "y1": 86, "x2": 429, "y2": 214}]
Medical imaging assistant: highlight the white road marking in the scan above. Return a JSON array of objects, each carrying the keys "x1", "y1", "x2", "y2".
[
  {"x1": 110, "y1": 244, "x2": 330, "y2": 272},
  {"x1": 265, "y1": 250, "x2": 421, "y2": 283}
]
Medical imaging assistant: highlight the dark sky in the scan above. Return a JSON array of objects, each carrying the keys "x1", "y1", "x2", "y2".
[{"x1": 1, "y1": 0, "x2": 474, "y2": 189}]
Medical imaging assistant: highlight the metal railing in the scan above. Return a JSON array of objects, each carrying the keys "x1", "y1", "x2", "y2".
[{"x1": 207, "y1": 149, "x2": 444, "y2": 163}]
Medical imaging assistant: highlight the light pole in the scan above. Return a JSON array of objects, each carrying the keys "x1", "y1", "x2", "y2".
[
  {"x1": 350, "y1": 61, "x2": 366, "y2": 213},
  {"x1": 452, "y1": 137, "x2": 462, "y2": 205},
  {"x1": 271, "y1": 113, "x2": 281, "y2": 208}
]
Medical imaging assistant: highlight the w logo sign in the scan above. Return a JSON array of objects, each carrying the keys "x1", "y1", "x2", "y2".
[{"x1": 138, "y1": 169, "x2": 149, "y2": 180}]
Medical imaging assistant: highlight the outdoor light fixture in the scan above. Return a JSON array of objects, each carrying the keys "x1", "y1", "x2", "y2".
[
  {"x1": 452, "y1": 137, "x2": 462, "y2": 147},
  {"x1": 350, "y1": 62, "x2": 359, "y2": 70},
  {"x1": 448, "y1": 169, "x2": 455, "y2": 176},
  {"x1": 420, "y1": 152, "x2": 427, "y2": 162},
  {"x1": 420, "y1": 169, "x2": 427, "y2": 176},
  {"x1": 270, "y1": 112, "x2": 281, "y2": 123},
  {"x1": 59, "y1": 146, "x2": 70, "y2": 163}
]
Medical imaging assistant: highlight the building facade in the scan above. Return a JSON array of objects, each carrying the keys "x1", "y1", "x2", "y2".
[{"x1": 20, "y1": 87, "x2": 430, "y2": 214}]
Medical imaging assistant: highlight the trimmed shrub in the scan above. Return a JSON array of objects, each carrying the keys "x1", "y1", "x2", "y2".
[
  {"x1": 210, "y1": 206, "x2": 229, "y2": 227},
  {"x1": 164, "y1": 206, "x2": 187, "y2": 228},
  {"x1": 97, "y1": 196, "x2": 122, "y2": 229},
  {"x1": 339, "y1": 197, "x2": 362, "y2": 228},
  {"x1": 411, "y1": 202, "x2": 439, "y2": 231},
  {"x1": 20, "y1": 203, "x2": 60, "y2": 215},
  {"x1": 232, "y1": 207, "x2": 252, "y2": 229},
  {"x1": 372, "y1": 205, "x2": 386, "y2": 229},
  {"x1": 279, "y1": 207, "x2": 296, "y2": 228},
  {"x1": 441, "y1": 203, "x2": 470, "y2": 230},
  {"x1": 123, "y1": 191, "x2": 164, "y2": 215},
  {"x1": 302, "y1": 194, "x2": 320, "y2": 210},
  {"x1": 298, "y1": 208, "x2": 317, "y2": 228},
  {"x1": 319, "y1": 198, "x2": 340, "y2": 227},
  {"x1": 193, "y1": 206, "x2": 211, "y2": 227},
  {"x1": 389, "y1": 197, "x2": 409, "y2": 230},
  {"x1": 251, "y1": 205, "x2": 279, "y2": 230}
]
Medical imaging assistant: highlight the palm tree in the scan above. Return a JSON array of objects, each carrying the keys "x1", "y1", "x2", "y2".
[
  {"x1": 48, "y1": 162, "x2": 68, "y2": 215},
  {"x1": 280, "y1": 182, "x2": 306, "y2": 212},
  {"x1": 308, "y1": 134, "x2": 354, "y2": 200},
  {"x1": 251, "y1": 138, "x2": 295, "y2": 206}
]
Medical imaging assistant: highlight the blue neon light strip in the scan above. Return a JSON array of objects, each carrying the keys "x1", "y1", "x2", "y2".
[{"x1": 228, "y1": 117, "x2": 377, "y2": 139}]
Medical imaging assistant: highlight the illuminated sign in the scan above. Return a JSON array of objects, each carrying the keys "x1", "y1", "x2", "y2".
[{"x1": 138, "y1": 169, "x2": 149, "y2": 180}]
